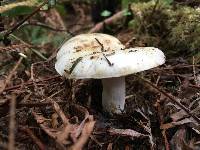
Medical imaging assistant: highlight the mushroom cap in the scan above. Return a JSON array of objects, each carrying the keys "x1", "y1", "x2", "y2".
[
  {"x1": 55, "y1": 34, "x2": 165, "y2": 79},
  {"x1": 56, "y1": 33, "x2": 125, "y2": 59}
]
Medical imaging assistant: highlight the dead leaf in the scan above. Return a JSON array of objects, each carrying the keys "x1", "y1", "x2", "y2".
[
  {"x1": 69, "y1": 104, "x2": 89, "y2": 121},
  {"x1": 107, "y1": 143, "x2": 113, "y2": 150},
  {"x1": 170, "y1": 128, "x2": 199, "y2": 150},
  {"x1": 70, "y1": 116, "x2": 95, "y2": 150},
  {"x1": 32, "y1": 102, "x2": 95, "y2": 149},
  {"x1": 71, "y1": 115, "x2": 89, "y2": 142},
  {"x1": 108, "y1": 128, "x2": 147, "y2": 139},
  {"x1": 171, "y1": 110, "x2": 187, "y2": 121},
  {"x1": 51, "y1": 113, "x2": 59, "y2": 128},
  {"x1": 161, "y1": 118, "x2": 198, "y2": 130},
  {"x1": 52, "y1": 100, "x2": 69, "y2": 125},
  {"x1": 170, "y1": 128, "x2": 186, "y2": 150},
  {"x1": 178, "y1": 80, "x2": 199, "y2": 102}
]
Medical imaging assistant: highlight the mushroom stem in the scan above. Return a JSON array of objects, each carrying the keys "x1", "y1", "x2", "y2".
[{"x1": 102, "y1": 77, "x2": 125, "y2": 114}]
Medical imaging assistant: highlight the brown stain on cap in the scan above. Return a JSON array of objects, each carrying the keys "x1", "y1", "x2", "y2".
[{"x1": 74, "y1": 41, "x2": 101, "y2": 52}]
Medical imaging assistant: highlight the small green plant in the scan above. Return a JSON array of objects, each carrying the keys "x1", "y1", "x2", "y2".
[
  {"x1": 0, "y1": 0, "x2": 57, "y2": 17},
  {"x1": 101, "y1": 10, "x2": 112, "y2": 17},
  {"x1": 1, "y1": 0, "x2": 40, "y2": 17}
]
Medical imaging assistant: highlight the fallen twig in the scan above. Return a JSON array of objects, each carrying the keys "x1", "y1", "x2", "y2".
[
  {"x1": 134, "y1": 74, "x2": 200, "y2": 124},
  {"x1": 0, "y1": 44, "x2": 31, "y2": 52},
  {"x1": 89, "y1": 10, "x2": 126, "y2": 33},
  {"x1": 17, "y1": 101, "x2": 67, "y2": 108},
  {"x1": 4, "y1": 75, "x2": 61, "y2": 92},
  {"x1": 10, "y1": 34, "x2": 47, "y2": 60},
  {"x1": 3, "y1": 0, "x2": 48, "y2": 39},
  {"x1": 155, "y1": 99, "x2": 170, "y2": 150},
  {"x1": 8, "y1": 94, "x2": 17, "y2": 150},
  {"x1": 22, "y1": 22, "x2": 71, "y2": 33},
  {"x1": 0, "y1": 56, "x2": 23, "y2": 94},
  {"x1": 189, "y1": 84, "x2": 200, "y2": 89},
  {"x1": 95, "y1": 38, "x2": 113, "y2": 66},
  {"x1": 157, "y1": 64, "x2": 200, "y2": 70},
  {"x1": 19, "y1": 126, "x2": 46, "y2": 150},
  {"x1": 135, "y1": 109, "x2": 154, "y2": 149}
]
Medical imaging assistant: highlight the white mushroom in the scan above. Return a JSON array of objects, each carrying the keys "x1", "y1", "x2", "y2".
[{"x1": 55, "y1": 33, "x2": 166, "y2": 114}]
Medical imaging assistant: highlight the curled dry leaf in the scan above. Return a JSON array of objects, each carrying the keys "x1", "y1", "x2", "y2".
[
  {"x1": 107, "y1": 143, "x2": 113, "y2": 150},
  {"x1": 69, "y1": 105, "x2": 91, "y2": 140},
  {"x1": 70, "y1": 116, "x2": 95, "y2": 150},
  {"x1": 32, "y1": 110, "x2": 72, "y2": 146},
  {"x1": 170, "y1": 128, "x2": 186, "y2": 150},
  {"x1": 170, "y1": 128, "x2": 200, "y2": 150},
  {"x1": 170, "y1": 109, "x2": 187, "y2": 121},
  {"x1": 32, "y1": 102, "x2": 95, "y2": 149},
  {"x1": 71, "y1": 115, "x2": 89, "y2": 142},
  {"x1": 160, "y1": 118, "x2": 198, "y2": 130},
  {"x1": 52, "y1": 100, "x2": 69, "y2": 125},
  {"x1": 108, "y1": 128, "x2": 147, "y2": 139},
  {"x1": 69, "y1": 104, "x2": 89, "y2": 121},
  {"x1": 51, "y1": 113, "x2": 59, "y2": 128}
]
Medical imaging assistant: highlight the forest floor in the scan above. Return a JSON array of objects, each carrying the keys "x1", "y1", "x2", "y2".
[{"x1": 0, "y1": 1, "x2": 200, "y2": 150}]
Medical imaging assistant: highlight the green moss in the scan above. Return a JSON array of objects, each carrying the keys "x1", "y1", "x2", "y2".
[
  {"x1": 168, "y1": 7, "x2": 200, "y2": 56},
  {"x1": 129, "y1": 1, "x2": 200, "y2": 60}
]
